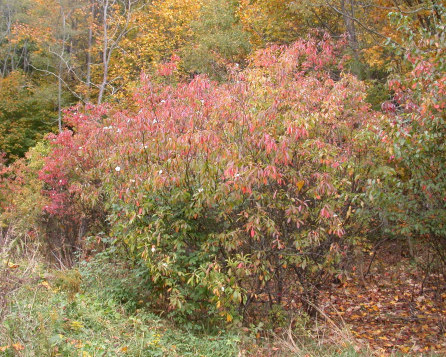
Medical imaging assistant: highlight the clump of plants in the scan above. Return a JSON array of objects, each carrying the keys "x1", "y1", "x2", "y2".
[
  {"x1": 367, "y1": 7, "x2": 446, "y2": 275},
  {"x1": 39, "y1": 35, "x2": 379, "y2": 323}
]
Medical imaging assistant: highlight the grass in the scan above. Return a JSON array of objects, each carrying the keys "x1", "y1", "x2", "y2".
[
  {"x1": 1, "y1": 285, "x2": 240, "y2": 356},
  {"x1": 0, "y1": 249, "x2": 366, "y2": 357},
  {"x1": 0, "y1": 260, "x2": 240, "y2": 356}
]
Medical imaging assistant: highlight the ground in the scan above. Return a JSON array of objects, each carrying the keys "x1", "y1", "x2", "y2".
[
  {"x1": 1, "y1": 241, "x2": 445, "y2": 356},
  {"x1": 321, "y1": 242, "x2": 446, "y2": 355}
]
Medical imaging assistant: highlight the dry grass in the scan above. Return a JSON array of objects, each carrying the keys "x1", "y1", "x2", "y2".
[
  {"x1": 278, "y1": 299, "x2": 367, "y2": 357},
  {"x1": 0, "y1": 233, "x2": 42, "y2": 322}
]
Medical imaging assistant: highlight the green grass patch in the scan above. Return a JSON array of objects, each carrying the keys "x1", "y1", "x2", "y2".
[
  {"x1": 0, "y1": 255, "x2": 366, "y2": 356},
  {"x1": 0, "y1": 262, "x2": 240, "y2": 356}
]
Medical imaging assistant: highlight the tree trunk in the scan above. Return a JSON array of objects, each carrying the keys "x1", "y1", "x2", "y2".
[
  {"x1": 58, "y1": 7, "x2": 67, "y2": 132},
  {"x1": 86, "y1": 0, "x2": 94, "y2": 101},
  {"x1": 97, "y1": 0, "x2": 110, "y2": 105},
  {"x1": 341, "y1": 0, "x2": 359, "y2": 62}
]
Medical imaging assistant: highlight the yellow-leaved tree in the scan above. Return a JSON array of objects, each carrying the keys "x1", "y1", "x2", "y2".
[{"x1": 108, "y1": 0, "x2": 203, "y2": 96}]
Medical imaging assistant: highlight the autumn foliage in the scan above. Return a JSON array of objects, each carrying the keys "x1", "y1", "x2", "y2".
[
  {"x1": 1, "y1": 2, "x2": 446, "y2": 354},
  {"x1": 33, "y1": 35, "x2": 381, "y2": 321},
  {"x1": 369, "y1": 11, "x2": 446, "y2": 265}
]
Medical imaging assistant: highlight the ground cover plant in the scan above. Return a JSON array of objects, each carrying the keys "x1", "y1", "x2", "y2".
[
  {"x1": 0, "y1": 245, "x2": 366, "y2": 356},
  {"x1": 0, "y1": 251, "x2": 242, "y2": 356}
]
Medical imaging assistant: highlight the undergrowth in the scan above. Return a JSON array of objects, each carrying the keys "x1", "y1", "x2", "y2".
[{"x1": 0, "y1": 251, "x2": 366, "y2": 356}]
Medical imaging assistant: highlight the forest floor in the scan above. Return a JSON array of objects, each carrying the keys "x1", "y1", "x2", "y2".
[
  {"x1": 320, "y1": 242, "x2": 446, "y2": 355},
  {"x1": 1, "y1": 242, "x2": 445, "y2": 356}
]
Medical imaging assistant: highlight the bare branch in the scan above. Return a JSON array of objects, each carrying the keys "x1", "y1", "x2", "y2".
[{"x1": 29, "y1": 64, "x2": 86, "y2": 103}]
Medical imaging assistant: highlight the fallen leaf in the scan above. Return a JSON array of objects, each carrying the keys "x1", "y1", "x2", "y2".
[
  {"x1": 40, "y1": 281, "x2": 51, "y2": 290},
  {"x1": 12, "y1": 343, "x2": 25, "y2": 351}
]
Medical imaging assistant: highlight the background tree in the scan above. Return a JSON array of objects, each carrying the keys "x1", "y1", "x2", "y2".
[
  {"x1": 0, "y1": 72, "x2": 55, "y2": 161},
  {"x1": 181, "y1": 0, "x2": 251, "y2": 79}
]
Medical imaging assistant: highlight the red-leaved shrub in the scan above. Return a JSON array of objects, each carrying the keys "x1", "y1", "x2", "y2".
[{"x1": 40, "y1": 35, "x2": 379, "y2": 321}]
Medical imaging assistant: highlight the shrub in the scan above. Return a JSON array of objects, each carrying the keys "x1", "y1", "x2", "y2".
[
  {"x1": 0, "y1": 142, "x2": 49, "y2": 252},
  {"x1": 368, "y1": 6, "x2": 446, "y2": 269},
  {"x1": 0, "y1": 140, "x2": 91, "y2": 266},
  {"x1": 40, "y1": 35, "x2": 379, "y2": 322}
]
